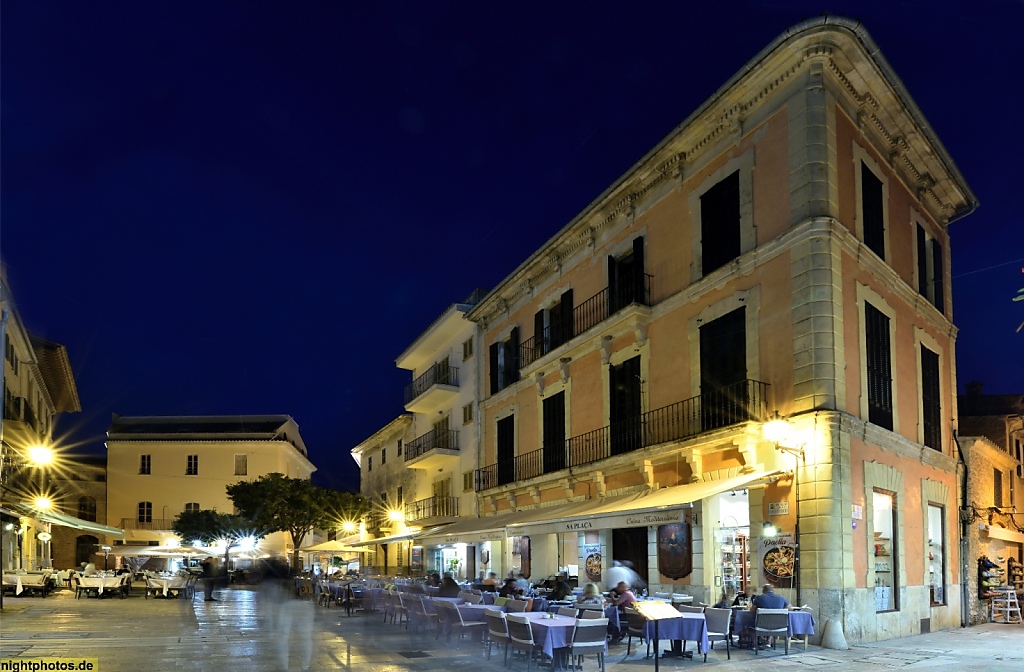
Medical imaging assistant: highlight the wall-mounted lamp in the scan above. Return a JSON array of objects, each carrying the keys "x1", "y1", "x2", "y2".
[{"x1": 763, "y1": 521, "x2": 778, "y2": 538}]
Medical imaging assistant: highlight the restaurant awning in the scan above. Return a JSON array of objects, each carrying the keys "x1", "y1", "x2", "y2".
[
  {"x1": 350, "y1": 525, "x2": 451, "y2": 548},
  {"x1": 21, "y1": 505, "x2": 125, "y2": 540},
  {"x1": 983, "y1": 524, "x2": 1024, "y2": 545},
  {"x1": 417, "y1": 509, "x2": 532, "y2": 546},
  {"x1": 507, "y1": 470, "x2": 784, "y2": 536},
  {"x1": 303, "y1": 540, "x2": 367, "y2": 553}
]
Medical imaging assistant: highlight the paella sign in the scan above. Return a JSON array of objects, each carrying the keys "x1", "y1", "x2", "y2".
[{"x1": 756, "y1": 531, "x2": 796, "y2": 588}]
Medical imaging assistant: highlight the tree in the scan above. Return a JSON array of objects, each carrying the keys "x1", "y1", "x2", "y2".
[
  {"x1": 171, "y1": 509, "x2": 263, "y2": 571},
  {"x1": 227, "y1": 473, "x2": 368, "y2": 572}
]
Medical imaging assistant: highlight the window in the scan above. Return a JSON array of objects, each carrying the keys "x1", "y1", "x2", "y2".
[
  {"x1": 920, "y1": 345, "x2": 941, "y2": 451},
  {"x1": 396, "y1": 487, "x2": 403, "y2": 506},
  {"x1": 397, "y1": 439, "x2": 403, "y2": 458},
  {"x1": 462, "y1": 403, "x2": 473, "y2": 425},
  {"x1": 78, "y1": 496, "x2": 97, "y2": 522},
  {"x1": 139, "y1": 454, "x2": 151, "y2": 475},
  {"x1": 1016, "y1": 436, "x2": 1023, "y2": 480},
  {"x1": 700, "y1": 172, "x2": 741, "y2": 275},
  {"x1": 138, "y1": 501, "x2": 153, "y2": 524},
  {"x1": 700, "y1": 307, "x2": 748, "y2": 430},
  {"x1": 368, "y1": 456, "x2": 372, "y2": 473},
  {"x1": 463, "y1": 470, "x2": 474, "y2": 492},
  {"x1": 542, "y1": 391, "x2": 567, "y2": 472},
  {"x1": 927, "y1": 504, "x2": 946, "y2": 606},
  {"x1": 186, "y1": 455, "x2": 198, "y2": 475},
  {"x1": 608, "y1": 237, "x2": 647, "y2": 312},
  {"x1": 916, "y1": 224, "x2": 945, "y2": 313},
  {"x1": 234, "y1": 454, "x2": 247, "y2": 476},
  {"x1": 489, "y1": 327, "x2": 520, "y2": 394},
  {"x1": 433, "y1": 416, "x2": 452, "y2": 449},
  {"x1": 380, "y1": 445, "x2": 386, "y2": 465},
  {"x1": 533, "y1": 289, "x2": 575, "y2": 360},
  {"x1": 861, "y1": 161, "x2": 886, "y2": 260},
  {"x1": 994, "y1": 468, "x2": 1003, "y2": 508},
  {"x1": 873, "y1": 489, "x2": 898, "y2": 611},
  {"x1": 463, "y1": 337, "x2": 473, "y2": 360},
  {"x1": 497, "y1": 415, "x2": 515, "y2": 486},
  {"x1": 184, "y1": 502, "x2": 200, "y2": 514},
  {"x1": 609, "y1": 356, "x2": 642, "y2": 455},
  {"x1": 865, "y1": 302, "x2": 893, "y2": 430}
]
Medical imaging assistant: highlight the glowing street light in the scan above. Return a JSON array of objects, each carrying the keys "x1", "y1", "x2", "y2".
[
  {"x1": 25, "y1": 444, "x2": 55, "y2": 466},
  {"x1": 32, "y1": 496, "x2": 53, "y2": 510},
  {"x1": 342, "y1": 521, "x2": 357, "y2": 533}
]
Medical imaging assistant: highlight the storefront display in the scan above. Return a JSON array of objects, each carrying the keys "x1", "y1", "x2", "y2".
[
  {"x1": 926, "y1": 504, "x2": 945, "y2": 605},
  {"x1": 873, "y1": 490, "x2": 897, "y2": 612}
]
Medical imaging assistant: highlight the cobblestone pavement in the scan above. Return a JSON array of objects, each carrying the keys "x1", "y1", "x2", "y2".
[{"x1": 1, "y1": 586, "x2": 1021, "y2": 672}]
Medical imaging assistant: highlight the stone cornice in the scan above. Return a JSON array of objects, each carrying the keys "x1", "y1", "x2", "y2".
[
  {"x1": 838, "y1": 411, "x2": 957, "y2": 473},
  {"x1": 468, "y1": 22, "x2": 974, "y2": 328}
]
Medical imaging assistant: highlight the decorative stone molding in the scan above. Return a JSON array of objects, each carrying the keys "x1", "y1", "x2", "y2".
[
  {"x1": 642, "y1": 460, "x2": 656, "y2": 489},
  {"x1": 534, "y1": 371, "x2": 545, "y2": 397},
  {"x1": 685, "y1": 449, "x2": 704, "y2": 482},
  {"x1": 593, "y1": 472, "x2": 607, "y2": 497},
  {"x1": 558, "y1": 358, "x2": 571, "y2": 383},
  {"x1": 599, "y1": 335, "x2": 613, "y2": 364},
  {"x1": 634, "y1": 323, "x2": 648, "y2": 348},
  {"x1": 559, "y1": 478, "x2": 574, "y2": 500}
]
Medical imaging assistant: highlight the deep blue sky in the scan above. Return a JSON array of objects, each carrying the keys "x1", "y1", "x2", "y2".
[{"x1": 3, "y1": 2, "x2": 1021, "y2": 492}]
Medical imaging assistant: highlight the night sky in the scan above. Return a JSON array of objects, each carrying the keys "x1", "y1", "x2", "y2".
[{"x1": 3, "y1": 2, "x2": 1021, "y2": 492}]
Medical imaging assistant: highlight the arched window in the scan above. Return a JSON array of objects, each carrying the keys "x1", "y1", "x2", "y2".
[
  {"x1": 78, "y1": 496, "x2": 97, "y2": 522},
  {"x1": 184, "y1": 502, "x2": 200, "y2": 514},
  {"x1": 138, "y1": 501, "x2": 152, "y2": 523}
]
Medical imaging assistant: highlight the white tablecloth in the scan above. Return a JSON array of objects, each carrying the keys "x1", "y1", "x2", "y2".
[
  {"x1": 80, "y1": 576, "x2": 123, "y2": 595},
  {"x1": 3, "y1": 573, "x2": 47, "y2": 595}
]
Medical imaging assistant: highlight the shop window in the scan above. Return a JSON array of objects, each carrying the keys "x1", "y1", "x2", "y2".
[
  {"x1": 927, "y1": 504, "x2": 946, "y2": 606},
  {"x1": 920, "y1": 345, "x2": 941, "y2": 450},
  {"x1": 865, "y1": 302, "x2": 893, "y2": 430},
  {"x1": 873, "y1": 490, "x2": 898, "y2": 612}
]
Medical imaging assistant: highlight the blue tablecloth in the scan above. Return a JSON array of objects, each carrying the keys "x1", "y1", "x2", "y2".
[
  {"x1": 733, "y1": 610, "x2": 815, "y2": 637},
  {"x1": 642, "y1": 613, "x2": 709, "y2": 653}
]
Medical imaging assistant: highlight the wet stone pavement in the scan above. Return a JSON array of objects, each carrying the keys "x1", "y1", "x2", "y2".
[{"x1": 1, "y1": 586, "x2": 1022, "y2": 672}]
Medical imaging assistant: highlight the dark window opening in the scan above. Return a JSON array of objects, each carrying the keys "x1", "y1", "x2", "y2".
[
  {"x1": 608, "y1": 237, "x2": 647, "y2": 312},
  {"x1": 489, "y1": 328, "x2": 520, "y2": 394},
  {"x1": 78, "y1": 496, "x2": 97, "y2": 522},
  {"x1": 700, "y1": 307, "x2": 748, "y2": 430},
  {"x1": 497, "y1": 416, "x2": 515, "y2": 486},
  {"x1": 861, "y1": 162, "x2": 885, "y2": 260},
  {"x1": 920, "y1": 345, "x2": 941, "y2": 451},
  {"x1": 865, "y1": 302, "x2": 893, "y2": 430},
  {"x1": 700, "y1": 171, "x2": 741, "y2": 276},
  {"x1": 609, "y1": 356, "x2": 642, "y2": 455},
  {"x1": 542, "y1": 392, "x2": 567, "y2": 473}
]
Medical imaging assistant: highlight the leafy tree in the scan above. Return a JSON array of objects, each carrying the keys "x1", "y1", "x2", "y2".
[
  {"x1": 171, "y1": 509, "x2": 263, "y2": 571},
  {"x1": 227, "y1": 473, "x2": 368, "y2": 571}
]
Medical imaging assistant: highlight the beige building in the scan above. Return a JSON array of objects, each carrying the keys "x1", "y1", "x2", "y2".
[
  {"x1": 351, "y1": 291, "x2": 485, "y2": 578},
  {"x1": 105, "y1": 414, "x2": 316, "y2": 559},
  {"x1": 957, "y1": 386, "x2": 1024, "y2": 624},
  {"x1": 355, "y1": 17, "x2": 978, "y2": 645},
  {"x1": 1, "y1": 269, "x2": 109, "y2": 571}
]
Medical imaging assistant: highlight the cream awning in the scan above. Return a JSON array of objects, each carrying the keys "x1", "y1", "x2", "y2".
[
  {"x1": 18, "y1": 504, "x2": 125, "y2": 539},
  {"x1": 350, "y1": 525, "x2": 450, "y2": 547},
  {"x1": 984, "y1": 524, "x2": 1024, "y2": 544}
]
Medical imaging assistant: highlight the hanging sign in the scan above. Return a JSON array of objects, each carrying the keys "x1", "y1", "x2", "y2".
[{"x1": 767, "y1": 501, "x2": 789, "y2": 516}]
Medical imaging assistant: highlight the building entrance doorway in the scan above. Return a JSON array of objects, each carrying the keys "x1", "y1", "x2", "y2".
[{"x1": 612, "y1": 527, "x2": 648, "y2": 589}]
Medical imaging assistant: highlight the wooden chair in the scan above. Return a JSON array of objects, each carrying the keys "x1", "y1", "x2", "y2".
[
  {"x1": 704, "y1": 606, "x2": 732, "y2": 660},
  {"x1": 484, "y1": 607, "x2": 510, "y2": 663},
  {"x1": 753, "y1": 608, "x2": 790, "y2": 655},
  {"x1": 507, "y1": 613, "x2": 544, "y2": 671},
  {"x1": 568, "y1": 618, "x2": 608, "y2": 672},
  {"x1": 623, "y1": 607, "x2": 650, "y2": 658}
]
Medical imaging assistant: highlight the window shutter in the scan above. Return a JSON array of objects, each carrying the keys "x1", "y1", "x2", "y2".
[
  {"x1": 607, "y1": 255, "x2": 617, "y2": 312},
  {"x1": 864, "y1": 303, "x2": 893, "y2": 430},
  {"x1": 916, "y1": 225, "x2": 928, "y2": 296},
  {"x1": 560, "y1": 289, "x2": 574, "y2": 342},
  {"x1": 632, "y1": 237, "x2": 646, "y2": 303},
  {"x1": 931, "y1": 241, "x2": 944, "y2": 312},
  {"x1": 920, "y1": 345, "x2": 941, "y2": 450},
  {"x1": 489, "y1": 342, "x2": 500, "y2": 395},
  {"x1": 861, "y1": 163, "x2": 885, "y2": 260},
  {"x1": 508, "y1": 327, "x2": 520, "y2": 383}
]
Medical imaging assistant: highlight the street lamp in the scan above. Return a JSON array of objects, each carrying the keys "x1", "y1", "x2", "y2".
[{"x1": 762, "y1": 412, "x2": 807, "y2": 606}]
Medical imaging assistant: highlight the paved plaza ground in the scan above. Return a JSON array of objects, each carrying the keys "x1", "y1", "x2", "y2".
[{"x1": 1, "y1": 585, "x2": 1021, "y2": 672}]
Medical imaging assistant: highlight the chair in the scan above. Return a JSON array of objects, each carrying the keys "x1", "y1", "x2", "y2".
[
  {"x1": 393, "y1": 591, "x2": 410, "y2": 626},
  {"x1": 447, "y1": 602, "x2": 488, "y2": 643},
  {"x1": 677, "y1": 604, "x2": 704, "y2": 614},
  {"x1": 117, "y1": 574, "x2": 130, "y2": 599},
  {"x1": 493, "y1": 596, "x2": 510, "y2": 607},
  {"x1": 558, "y1": 606, "x2": 578, "y2": 617},
  {"x1": 484, "y1": 607, "x2": 510, "y2": 663},
  {"x1": 464, "y1": 592, "x2": 483, "y2": 604},
  {"x1": 507, "y1": 599, "x2": 529, "y2": 613},
  {"x1": 506, "y1": 613, "x2": 544, "y2": 671},
  {"x1": 382, "y1": 591, "x2": 395, "y2": 623},
  {"x1": 580, "y1": 608, "x2": 604, "y2": 619},
  {"x1": 753, "y1": 608, "x2": 790, "y2": 655},
  {"x1": 568, "y1": 618, "x2": 608, "y2": 672},
  {"x1": 184, "y1": 574, "x2": 198, "y2": 599},
  {"x1": 653, "y1": 591, "x2": 671, "y2": 600},
  {"x1": 623, "y1": 607, "x2": 650, "y2": 658},
  {"x1": 341, "y1": 585, "x2": 363, "y2": 616},
  {"x1": 434, "y1": 600, "x2": 452, "y2": 641},
  {"x1": 704, "y1": 607, "x2": 732, "y2": 660},
  {"x1": 72, "y1": 576, "x2": 86, "y2": 600},
  {"x1": 407, "y1": 594, "x2": 429, "y2": 632}
]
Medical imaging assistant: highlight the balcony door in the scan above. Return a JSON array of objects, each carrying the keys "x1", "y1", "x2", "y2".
[
  {"x1": 433, "y1": 416, "x2": 451, "y2": 450},
  {"x1": 610, "y1": 356, "x2": 642, "y2": 455},
  {"x1": 542, "y1": 392, "x2": 567, "y2": 473},
  {"x1": 700, "y1": 307, "x2": 747, "y2": 430},
  {"x1": 608, "y1": 236, "x2": 646, "y2": 313},
  {"x1": 497, "y1": 415, "x2": 515, "y2": 486}
]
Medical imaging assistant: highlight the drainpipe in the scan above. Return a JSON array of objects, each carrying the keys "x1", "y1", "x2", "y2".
[{"x1": 953, "y1": 431, "x2": 968, "y2": 628}]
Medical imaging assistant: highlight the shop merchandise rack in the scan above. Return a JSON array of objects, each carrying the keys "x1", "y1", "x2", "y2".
[
  {"x1": 978, "y1": 555, "x2": 1006, "y2": 602},
  {"x1": 1008, "y1": 557, "x2": 1023, "y2": 592}
]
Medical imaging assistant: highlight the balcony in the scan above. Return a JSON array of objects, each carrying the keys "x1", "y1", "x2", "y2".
[
  {"x1": 405, "y1": 428, "x2": 459, "y2": 470},
  {"x1": 119, "y1": 518, "x2": 176, "y2": 531},
  {"x1": 475, "y1": 379, "x2": 769, "y2": 491},
  {"x1": 404, "y1": 363, "x2": 460, "y2": 413},
  {"x1": 520, "y1": 274, "x2": 652, "y2": 369},
  {"x1": 404, "y1": 496, "x2": 459, "y2": 524}
]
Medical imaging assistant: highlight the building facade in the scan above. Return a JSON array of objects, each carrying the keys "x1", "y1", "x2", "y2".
[
  {"x1": 1, "y1": 269, "x2": 94, "y2": 571},
  {"x1": 957, "y1": 386, "x2": 1024, "y2": 624},
  {"x1": 352, "y1": 291, "x2": 485, "y2": 578},
  {"x1": 106, "y1": 414, "x2": 317, "y2": 559}
]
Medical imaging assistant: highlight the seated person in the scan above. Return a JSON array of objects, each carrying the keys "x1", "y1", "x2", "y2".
[
  {"x1": 575, "y1": 582, "x2": 604, "y2": 606},
  {"x1": 437, "y1": 572, "x2": 461, "y2": 598},
  {"x1": 426, "y1": 572, "x2": 441, "y2": 588},
  {"x1": 750, "y1": 583, "x2": 789, "y2": 611},
  {"x1": 481, "y1": 572, "x2": 498, "y2": 589},
  {"x1": 712, "y1": 591, "x2": 731, "y2": 609},
  {"x1": 514, "y1": 573, "x2": 531, "y2": 594},
  {"x1": 550, "y1": 573, "x2": 573, "y2": 601},
  {"x1": 608, "y1": 581, "x2": 636, "y2": 643},
  {"x1": 732, "y1": 584, "x2": 755, "y2": 607},
  {"x1": 498, "y1": 577, "x2": 521, "y2": 599}
]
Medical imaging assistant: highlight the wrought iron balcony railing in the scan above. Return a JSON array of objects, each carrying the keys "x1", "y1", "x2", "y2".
[
  {"x1": 520, "y1": 274, "x2": 652, "y2": 368},
  {"x1": 404, "y1": 496, "x2": 459, "y2": 522},
  {"x1": 475, "y1": 379, "x2": 769, "y2": 491},
  {"x1": 405, "y1": 429, "x2": 459, "y2": 462},
  {"x1": 404, "y1": 363, "x2": 459, "y2": 405},
  {"x1": 119, "y1": 518, "x2": 176, "y2": 531}
]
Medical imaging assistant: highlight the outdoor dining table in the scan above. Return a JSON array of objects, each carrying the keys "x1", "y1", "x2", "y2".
[
  {"x1": 733, "y1": 609, "x2": 815, "y2": 648},
  {"x1": 3, "y1": 573, "x2": 48, "y2": 596},
  {"x1": 521, "y1": 612, "x2": 594, "y2": 660},
  {"x1": 79, "y1": 575, "x2": 123, "y2": 596},
  {"x1": 149, "y1": 576, "x2": 188, "y2": 597},
  {"x1": 643, "y1": 613, "x2": 709, "y2": 660}
]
